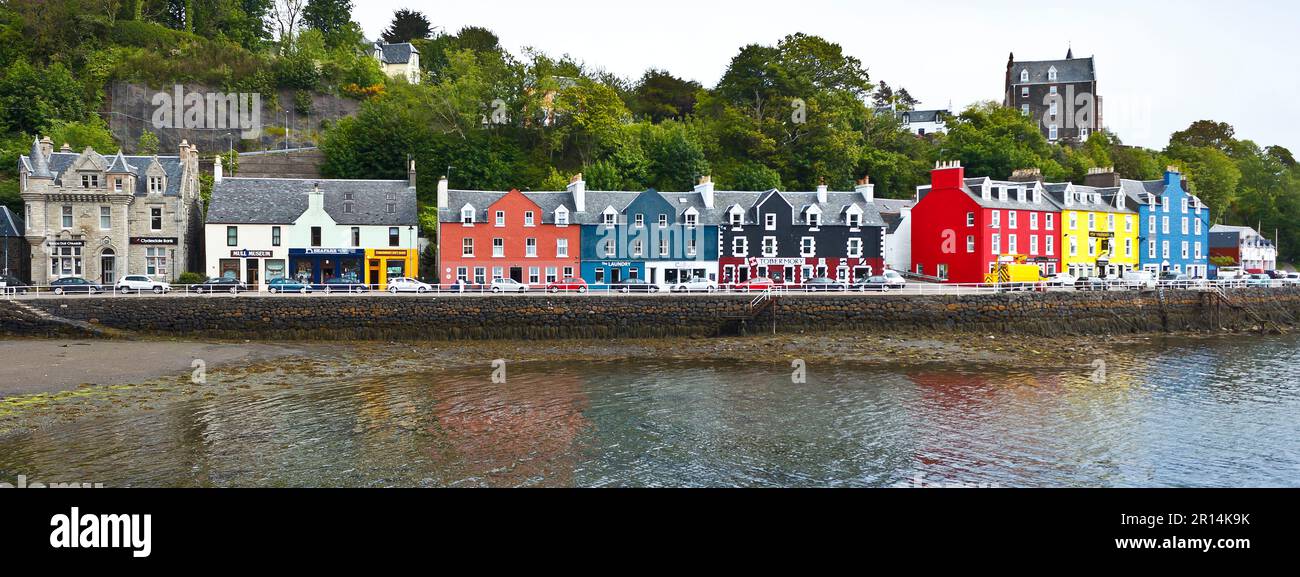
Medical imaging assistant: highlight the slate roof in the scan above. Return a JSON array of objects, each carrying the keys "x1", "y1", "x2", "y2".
[
  {"x1": 376, "y1": 42, "x2": 418, "y2": 64},
  {"x1": 0, "y1": 206, "x2": 22, "y2": 238},
  {"x1": 901, "y1": 109, "x2": 947, "y2": 124},
  {"x1": 1010, "y1": 56, "x2": 1096, "y2": 85},
  {"x1": 20, "y1": 149, "x2": 186, "y2": 197},
  {"x1": 1042, "y1": 183, "x2": 1135, "y2": 215},
  {"x1": 1119, "y1": 178, "x2": 1165, "y2": 207},
  {"x1": 207, "y1": 178, "x2": 417, "y2": 225}
]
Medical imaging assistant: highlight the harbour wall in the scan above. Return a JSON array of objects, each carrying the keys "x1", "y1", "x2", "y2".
[{"x1": 4, "y1": 288, "x2": 1299, "y2": 341}]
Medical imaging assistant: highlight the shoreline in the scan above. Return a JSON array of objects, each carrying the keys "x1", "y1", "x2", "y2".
[{"x1": 0, "y1": 329, "x2": 1275, "y2": 398}]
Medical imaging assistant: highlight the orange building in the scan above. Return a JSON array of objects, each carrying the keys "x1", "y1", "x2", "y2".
[{"x1": 438, "y1": 186, "x2": 581, "y2": 287}]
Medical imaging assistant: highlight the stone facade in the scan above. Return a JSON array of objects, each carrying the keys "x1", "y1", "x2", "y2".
[
  {"x1": 19, "y1": 137, "x2": 203, "y2": 286},
  {"x1": 13, "y1": 288, "x2": 1300, "y2": 341}
]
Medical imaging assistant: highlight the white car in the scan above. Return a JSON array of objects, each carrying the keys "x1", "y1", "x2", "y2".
[
  {"x1": 1046, "y1": 272, "x2": 1077, "y2": 287},
  {"x1": 115, "y1": 275, "x2": 172, "y2": 294},
  {"x1": 387, "y1": 277, "x2": 433, "y2": 294},
  {"x1": 671, "y1": 276, "x2": 717, "y2": 292},
  {"x1": 882, "y1": 270, "x2": 907, "y2": 289},
  {"x1": 1117, "y1": 271, "x2": 1157, "y2": 290},
  {"x1": 490, "y1": 278, "x2": 529, "y2": 293}
]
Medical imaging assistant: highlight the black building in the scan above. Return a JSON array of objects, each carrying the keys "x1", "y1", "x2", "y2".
[{"x1": 1004, "y1": 49, "x2": 1101, "y2": 144}]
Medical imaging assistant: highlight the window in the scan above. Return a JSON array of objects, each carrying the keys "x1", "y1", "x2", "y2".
[
  {"x1": 1020, "y1": 70, "x2": 1028, "y2": 82},
  {"x1": 1021, "y1": 86, "x2": 1029, "y2": 98},
  {"x1": 807, "y1": 213, "x2": 820, "y2": 228},
  {"x1": 1126, "y1": 216, "x2": 1134, "y2": 232},
  {"x1": 937, "y1": 264, "x2": 948, "y2": 280},
  {"x1": 686, "y1": 238, "x2": 697, "y2": 257},
  {"x1": 765, "y1": 214, "x2": 777, "y2": 230},
  {"x1": 1079, "y1": 128, "x2": 1089, "y2": 140},
  {"x1": 311, "y1": 226, "x2": 322, "y2": 247},
  {"x1": 51, "y1": 245, "x2": 82, "y2": 277},
  {"x1": 462, "y1": 208, "x2": 474, "y2": 224},
  {"x1": 386, "y1": 203, "x2": 395, "y2": 214},
  {"x1": 1126, "y1": 238, "x2": 1133, "y2": 258},
  {"x1": 526, "y1": 238, "x2": 537, "y2": 257},
  {"x1": 966, "y1": 235, "x2": 975, "y2": 253},
  {"x1": 1046, "y1": 235, "x2": 1054, "y2": 255},
  {"x1": 1069, "y1": 213, "x2": 1078, "y2": 229},
  {"x1": 659, "y1": 214, "x2": 668, "y2": 227},
  {"x1": 389, "y1": 227, "x2": 400, "y2": 247},
  {"x1": 564, "y1": 267, "x2": 575, "y2": 279},
  {"x1": 1194, "y1": 219, "x2": 1202, "y2": 235},
  {"x1": 1049, "y1": 101, "x2": 1058, "y2": 116},
  {"x1": 1181, "y1": 218, "x2": 1189, "y2": 235},
  {"x1": 1008, "y1": 234, "x2": 1018, "y2": 254},
  {"x1": 351, "y1": 227, "x2": 361, "y2": 247},
  {"x1": 462, "y1": 238, "x2": 474, "y2": 256},
  {"x1": 847, "y1": 212, "x2": 861, "y2": 227},
  {"x1": 635, "y1": 214, "x2": 645, "y2": 228},
  {"x1": 632, "y1": 240, "x2": 643, "y2": 257},
  {"x1": 1162, "y1": 216, "x2": 1170, "y2": 234},
  {"x1": 991, "y1": 211, "x2": 1000, "y2": 228},
  {"x1": 1088, "y1": 238, "x2": 1097, "y2": 257},
  {"x1": 1049, "y1": 125, "x2": 1058, "y2": 140},
  {"x1": 1030, "y1": 235, "x2": 1039, "y2": 255},
  {"x1": 495, "y1": 211, "x2": 505, "y2": 226},
  {"x1": 525, "y1": 211, "x2": 535, "y2": 227},
  {"x1": 148, "y1": 176, "x2": 163, "y2": 193},
  {"x1": 762, "y1": 236, "x2": 777, "y2": 257},
  {"x1": 456, "y1": 267, "x2": 468, "y2": 283},
  {"x1": 82, "y1": 174, "x2": 99, "y2": 188},
  {"x1": 99, "y1": 206, "x2": 111, "y2": 229},
  {"x1": 1049, "y1": 85, "x2": 1058, "y2": 95},
  {"x1": 1148, "y1": 240, "x2": 1156, "y2": 259},
  {"x1": 966, "y1": 212, "x2": 975, "y2": 227},
  {"x1": 272, "y1": 226, "x2": 281, "y2": 247},
  {"x1": 1181, "y1": 198, "x2": 1188, "y2": 213},
  {"x1": 1021, "y1": 104, "x2": 1030, "y2": 116},
  {"x1": 685, "y1": 213, "x2": 697, "y2": 227},
  {"x1": 61, "y1": 205, "x2": 73, "y2": 229},
  {"x1": 1046, "y1": 214, "x2": 1054, "y2": 230},
  {"x1": 529, "y1": 267, "x2": 540, "y2": 285},
  {"x1": 991, "y1": 234, "x2": 1001, "y2": 255},
  {"x1": 546, "y1": 268, "x2": 557, "y2": 283},
  {"x1": 800, "y1": 237, "x2": 815, "y2": 257},
  {"x1": 847, "y1": 238, "x2": 862, "y2": 257},
  {"x1": 730, "y1": 211, "x2": 743, "y2": 227},
  {"x1": 604, "y1": 240, "x2": 616, "y2": 257},
  {"x1": 474, "y1": 267, "x2": 486, "y2": 285},
  {"x1": 1162, "y1": 241, "x2": 1170, "y2": 259},
  {"x1": 1195, "y1": 242, "x2": 1203, "y2": 259},
  {"x1": 493, "y1": 238, "x2": 504, "y2": 257},
  {"x1": 658, "y1": 238, "x2": 668, "y2": 257},
  {"x1": 151, "y1": 207, "x2": 163, "y2": 231},
  {"x1": 1008, "y1": 211, "x2": 1018, "y2": 229},
  {"x1": 226, "y1": 226, "x2": 238, "y2": 246},
  {"x1": 602, "y1": 212, "x2": 616, "y2": 227},
  {"x1": 1069, "y1": 236, "x2": 1077, "y2": 256},
  {"x1": 556, "y1": 238, "x2": 569, "y2": 257},
  {"x1": 344, "y1": 202, "x2": 354, "y2": 214},
  {"x1": 1048, "y1": 67, "x2": 1057, "y2": 81},
  {"x1": 1030, "y1": 212, "x2": 1039, "y2": 230},
  {"x1": 1181, "y1": 241, "x2": 1189, "y2": 259},
  {"x1": 732, "y1": 237, "x2": 748, "y2": 257},
  {"x1": 555, "y1": 210, "x2": 568, "y2": 226},
  {"x1": 145, "y1": 247, "x2": 168, "y2": 277}
]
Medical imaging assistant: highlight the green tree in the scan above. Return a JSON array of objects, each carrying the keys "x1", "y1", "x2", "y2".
[
  {"x1": 628, "y1": 69, "x2": 701, "y2": 123},
  {"x1": 381, "y1": 8, "x2": 432, "y2": 44},
  {"x1": 137, "y1": 129, "x2": 160, "y2": 154},
  {"x1": 0, "y1": 60, "x2": 87, "y2": 134},
  {"x1": 302, "y1": 0, "x2": 354, "y2": 48},
  {"x1": 1170, "y1": 120, "x2": 1235, "y2": 152},
  {"x1": 48, "y1": 117, "x2": 118, "y2": 152}
]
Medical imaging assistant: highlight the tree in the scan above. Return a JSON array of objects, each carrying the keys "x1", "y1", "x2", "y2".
[
  {"x1": 943, "y1": 102, "x2": 1064, "y2": 181},
  {"x1": 302, "y1": 0, "x2": 354, "y2": 48},
  {"x1": 137, "y1": 129, "x2": 160, "y2": 154},
  {"x1": 0, "y1": 60, "x2": 86, "y2": 134},
  {"x1": 381, "y1": 8, "x2": 432, "y2": 44},
  {"x1": 628, "y1": 69, "x2": 701, "y2": 123},
  {"x1": 271, "y1": 0, "x2": 305, "y2": 50},
  {"x1": 1170, "y1": 120, "x2": 1236, "y2": 152}
]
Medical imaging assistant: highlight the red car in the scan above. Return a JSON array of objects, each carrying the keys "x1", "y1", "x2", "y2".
[
  {"x1": 547, "y1": 277, "x2": 589, "y2": 293},
  {"x1": 731, "y1": 277, "x2": 778, "y2": 292}
]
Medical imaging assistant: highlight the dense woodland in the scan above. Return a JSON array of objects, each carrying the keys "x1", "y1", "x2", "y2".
[{"x1": 1, "y1": 0, "x2": 1297, "y2": 261}]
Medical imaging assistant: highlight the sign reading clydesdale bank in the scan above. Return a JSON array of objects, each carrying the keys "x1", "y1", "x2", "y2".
[{"x1": 131, "y1": 237, "x2": 178, "y2": 246}]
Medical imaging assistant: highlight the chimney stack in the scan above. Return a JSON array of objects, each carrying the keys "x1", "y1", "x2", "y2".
[
  {"x1": 695, "y1": 175, "x2": 715, "y2": 209},
  {"x1": 214, "y1": 155, "x2": 223, "y2": 183},
  {"x1": 816, "y1": 178, "x2": 828, "y2": 204},
  {"x1": 408, "y1": 157, "x2": 417, "y2": 188},
  {"x1": 1084, "y1": 166, "x2": 1119, "y2": 188},
  {"x1": 1008, "y1": 167, "x2": 1043, "y2": 183},
  {"x1": 436, "y1": 175, "x2": 449, "y2": 209},
  {"x1": 854, "y1": 175, "x2": 875, "y2": 203},
  {"x1": 39, "y1": 136, "x2": 53, "y2": 159},
  {"x1": 568, "y1": 173, "x2": 586, "y2": 212},
  {"x1": 931, "y1": 160, "x2": 966, "y2": 189},
  {"x1": 60, "y1": 142, "x2": 71, "y2": 153},
  {"x1": 308, "y1": 183, "x2": 323, "y2": 212}
]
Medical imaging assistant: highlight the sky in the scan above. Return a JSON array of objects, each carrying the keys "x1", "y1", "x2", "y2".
[{"x1": 356, "y1": 0, "x2": 1300, "y2": 152}]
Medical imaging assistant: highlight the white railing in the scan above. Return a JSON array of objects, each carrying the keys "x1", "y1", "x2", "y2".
[{"x1": 3, "y1": 277, "x2": 1297, "y2": 299}]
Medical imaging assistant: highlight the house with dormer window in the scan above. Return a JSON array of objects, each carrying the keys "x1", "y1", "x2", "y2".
[
  {"x1": 1004, "y1": 49, "x2": 1101, "y2": 143},
  {"x1": 19, "y1": 137, "x2": 203, "y2": 286},
  {"x1": 1040, "y1": 177, "x2": 1139, "y2": 278},
  {"x1": 1114, "y1": 167, "x2": 1212, "y2": 278}
]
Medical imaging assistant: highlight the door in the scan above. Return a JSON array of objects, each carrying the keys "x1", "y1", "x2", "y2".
[
  {"x1": 245, "y1": 260, "x2": 260, "y2": 288},
  {"x1": 510, "y1": 267, "x2": 524, "y2": 282},
  {"x1": 368, "y1": 259, "x2": 381, "y2": 288},
  {"x1": 100, "y1": 256, "x2": 115, "y2": 285},
  {"x1": 611, "y1": 268, "x2": 622, "y2": 284}
]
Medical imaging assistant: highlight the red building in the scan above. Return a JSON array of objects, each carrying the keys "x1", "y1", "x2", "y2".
[
  {"x1": 437, "y1": 186, "x2": 580, "y2": 287},
  {"x1": 911, "y1": 162, "x2": 1063, "y2": 283}
]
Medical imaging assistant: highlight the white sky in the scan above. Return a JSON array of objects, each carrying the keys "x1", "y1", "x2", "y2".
[{"x1": 356, "y1": 0, "x2": 1300, "y2": 152}]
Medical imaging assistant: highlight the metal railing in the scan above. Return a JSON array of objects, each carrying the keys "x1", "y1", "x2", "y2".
[{"x1": 3, "y1": 277, "x2": 1298, "y2": 299}]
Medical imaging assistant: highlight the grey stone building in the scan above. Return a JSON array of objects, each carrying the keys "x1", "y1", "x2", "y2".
[
  {"x1": 1, "y1": 205, "x2": 28, "y2": 281},
  {"x1": 1004, "y1": 49, "x2": 1102, "y2": 144},
  {"x1": 19, "y1": 137, "x2": 203, "y2": 286}
]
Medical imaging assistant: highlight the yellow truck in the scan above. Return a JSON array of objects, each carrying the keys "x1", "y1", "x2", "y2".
[{"x1": 984, "y1": 255, "x2": 1047, "y2": 289}]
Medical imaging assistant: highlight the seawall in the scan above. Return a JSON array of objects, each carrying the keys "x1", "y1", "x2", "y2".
[{"x1": 4, "y1": 288, "x2": 1299, "y2": 341}]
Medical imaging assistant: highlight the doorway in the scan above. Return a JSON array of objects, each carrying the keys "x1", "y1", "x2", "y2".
[
  {"x1": 510, "y1": 267, "x2": 524, "y2": 282},
  {"x1": 245, "y1": 260, "x2": 260, "y2": 288},
  {"x1": 100, "y1": 251, "x2": 116, "y2": 285},
  {"x1": 610, "y1": 268, "x2": 623, "y2": 283}
]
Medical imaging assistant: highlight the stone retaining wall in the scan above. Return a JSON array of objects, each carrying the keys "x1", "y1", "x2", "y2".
[{"x1": 4, "y1": 288, "x2": 1299, "y2": 341}]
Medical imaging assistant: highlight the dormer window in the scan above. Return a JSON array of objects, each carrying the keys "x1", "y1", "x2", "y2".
[
  {"x1": 461, "y1": 206, "x2": 475, "y2": 224},
  {"x1": 1047, "y1": 66, "x2": 1057, "y2": 81},
  {"x1": 847, "y1": 212, "x2": 861, "y2": 227},
  {"x1": 729, "y1": 210, "x2": 743, "y2": 227},
  {"x1": 344, "y1": 202, "x2": 354, "y2": 214},
  {"x1": 148, "y1": 176, "x2": 164, "y2": 193},
  {"x1": 685, "y1": 212, "x2": 697, "y2": 227},
  {"x1": 1020, "y1": 69, "x2": 1029, "y2": 82},
  {"x1": 807, "y1": 212, "x2": 820, "y2": 228},
  {"x1": 555, "y1": 207, "x2": 569, "y2": 226},
  {"x1": 82, "y1": 174, "x2": 99, "y2": 188},
  {"x1": 602, "y1": 210, "x2": 616, "y2": 227}
]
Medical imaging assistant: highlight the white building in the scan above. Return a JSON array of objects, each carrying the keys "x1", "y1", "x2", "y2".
[
  {"x1": 204, "y1": 158, "x2": 420, "y2": 289},
  {"x1": 876, "y1": 197, "x2": 915, "y2": 272},
  {"x1": 373, "y1": 42, "x2": 420, "y2": 83},
  {"x1": 1210, "y1": 225, "x2": 1278, "y2": 272}
]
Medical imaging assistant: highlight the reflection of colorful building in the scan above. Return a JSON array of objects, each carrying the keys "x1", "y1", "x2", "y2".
[
  {"x1": 1043, "y1": 181, "x2": 1139, "y2": 278},
  {"x1": 436, "y1": 184, "x2": 581, "y2": 287},
  {"x1": 911, "y1": 162, "x2": 1062, "y2": 283},
  {"x1": 205, "y1": 159, "x2": 419, "y2": 289}
]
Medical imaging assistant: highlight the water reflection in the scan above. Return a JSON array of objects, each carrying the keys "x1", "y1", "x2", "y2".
[{"x1": 1, "y1": 335, "x2": 1298, "y2": 487}]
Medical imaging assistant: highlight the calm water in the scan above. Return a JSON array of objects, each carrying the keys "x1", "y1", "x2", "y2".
[{"x1": 2, "y1": 335, "x2": 1299, "y2": 487}]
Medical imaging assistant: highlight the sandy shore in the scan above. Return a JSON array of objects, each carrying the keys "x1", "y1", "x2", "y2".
[{"x1": 0, "y1": 339, "x2": 315, "y2": 397}]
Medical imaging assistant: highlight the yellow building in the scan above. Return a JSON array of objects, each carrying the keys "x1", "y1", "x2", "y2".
[
  {"x1": 1046, "y1": 183, "x2": 1140, "y2": 278},
  {"x1": 365, "y1": 248, "x2": 419, "y2": 290}
]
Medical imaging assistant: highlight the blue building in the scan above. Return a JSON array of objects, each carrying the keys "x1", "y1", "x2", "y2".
[
  {"x1": 1119, "y1": 168, "x2": 1211, "y2": 278},
  {"x1": 573, "y1": 181, "x2": 719, "y2": 289}
]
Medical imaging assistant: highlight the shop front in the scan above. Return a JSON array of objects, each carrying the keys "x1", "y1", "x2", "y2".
[
  {"x1": 644, "y1": 260, "x2": 718, "y2": 288},
  {"x1": 220, "y1": 249, "x2": 282, "y2": 288},
  {"x1": 288, "y1": 248, "x2": 365, "y2": 284},
  {"x1": 580, "y1": 260, "x2": 644, "y2": 287},
  {"x1": 364, "y1": 248, "x2": 419, "y2": 290},
  {"x1": 720, "y1": 257, "x2": 884, "y2": 285}
]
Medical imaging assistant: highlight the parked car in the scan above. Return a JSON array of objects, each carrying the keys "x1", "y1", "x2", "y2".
[
  {"x1": 1215, "y1": 266, "x2": 1245, "y2": 282},
  {"x1": 0, "y1": 275, "x2": 30, "y2": 295},
  {"x1": 853, "y1": 275, "x2": 892, "y2": 292},
  {"x1": 881, "y1": 270, "x2": 907, "y2": 289},
  {"x1": 730, "y1": 277, "x2": 776, "y2": 292},
  {"x1": 671, "y1": 276, "x2": 717, "y2": 293},
  {"x1": 1246, "y1": 273, "x2": 1275, "y2": 288},
  {"x1": 320, "y1": 277, "x2": 370, "y2": 294},
  {"x1": 546, "y1": 277, "x2": 588, "y2": 293},
  {"x1": 1158, "y1": 271, "x2": 1197, "y2": 289},
  {"x1": 115, "y1": 275, "x2": 172, "y2": 294},
  {"x1": 610, "y1": 278, "x2": 659, "y2": 293},
  {"x1": 1116, "y1": 271, "x2": 1157, "y2": 290},
  {"x1": 386, "y1": 277, "x2": 432, "y2": 294},
  {"x1": 1283, "y1": 272, "x2": 1300, "y2": 286},
  {"x1": 1263, "y1": 270, "x2": 1288, "y2": 279},
  {"x1": 802, "y1": 277, "x2": 848, "y2": 292},
  {"x1": 490, "y1": 278, "x2": 529, "y2": 293},
  {"x1": 267, "y1": 277, "x2": 314, "y2": 294},
  {"x1": 49, "y1": 277, "x2": 105, "y2": 295},
  {"x1": 191, "y1": 277, "x2": 250, "y2": 294},
  {"x1": 1075, "y1": 276, "x2": 1109, "y2": 292},
  {"x1": 1045, "y1": 272, "x2": 1077, "y2": 287}
]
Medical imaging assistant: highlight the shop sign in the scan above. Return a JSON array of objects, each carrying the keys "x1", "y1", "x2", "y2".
[
  {"x1": 130, "y1": 237, "x2": 177, "y2": 246},
  {"x1": 231, "y1": 250, "x2": 273, "y2": 258}
]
